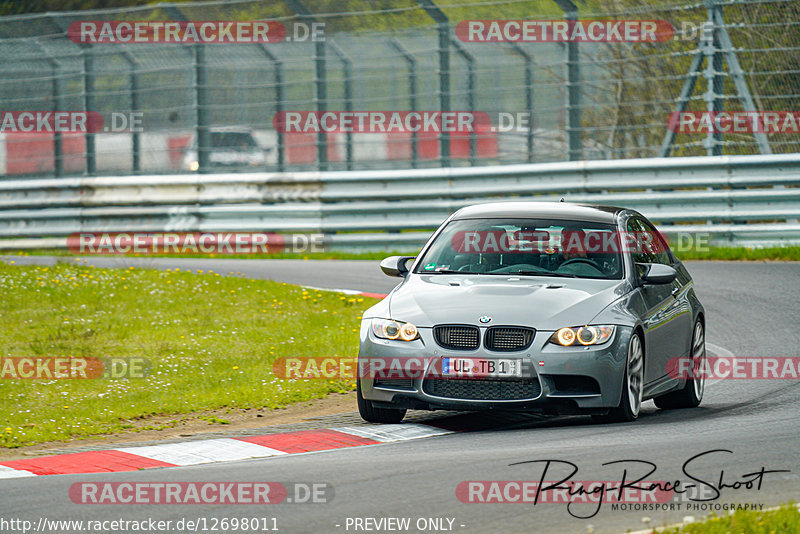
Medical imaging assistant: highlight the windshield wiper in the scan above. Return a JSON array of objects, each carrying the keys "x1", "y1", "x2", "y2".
[{"x1": 508, "y1": 270, "x2": 580, "y2": 278}]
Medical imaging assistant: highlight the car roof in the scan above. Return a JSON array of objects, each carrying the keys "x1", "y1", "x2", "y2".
[{"x1": 451, "y1": 201, "x2": 626, "y2": 224}]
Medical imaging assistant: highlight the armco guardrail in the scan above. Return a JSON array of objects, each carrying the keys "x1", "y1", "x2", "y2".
[{"x1": 1, "y1": 154, "x2": 799, "y2": 251}]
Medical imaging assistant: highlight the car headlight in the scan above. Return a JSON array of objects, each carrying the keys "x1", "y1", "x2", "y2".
[
  {"x1": 371, "y1": 318, "x2": 419, "y2": 342},
  {"x1": 550, "y1": 325, "x2": 615, "y2": 346}
]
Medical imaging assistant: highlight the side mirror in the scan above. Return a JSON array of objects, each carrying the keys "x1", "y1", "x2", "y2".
[
  {"x1": 380, "y1": 256, "x2": 416, "y2": 278},
  {"x1": 638, "y1": 263, "x2": 678, "y2": 285}
]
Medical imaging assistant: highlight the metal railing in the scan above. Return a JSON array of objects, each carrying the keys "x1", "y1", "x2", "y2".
[
  {"x1": 1, "y1": 154, "x2": 799, "y2": 251},
  {"x1": 1, "y1": 0, "x2": 799, "y2": 178}
]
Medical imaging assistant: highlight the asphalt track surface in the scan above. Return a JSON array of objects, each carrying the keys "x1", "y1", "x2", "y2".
[{"x1": 3, "y1": 257, "x2": 800, "y2": 533}]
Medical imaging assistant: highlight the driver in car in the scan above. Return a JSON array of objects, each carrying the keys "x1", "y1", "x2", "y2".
[{"x1": 561, "y1": 228, "x2": 589, "y2": 261}]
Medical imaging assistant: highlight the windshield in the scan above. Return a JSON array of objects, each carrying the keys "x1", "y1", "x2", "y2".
[
  {"x1": 209, "y1": 132, "x2": 259, "y2": 150},
  {"x1": 414, "y1": 218, "x2": 624, "y2": 280}
]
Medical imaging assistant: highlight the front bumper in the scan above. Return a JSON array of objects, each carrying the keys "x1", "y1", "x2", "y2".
[{"x1": 358, "y1": 322, "x2": 634, "y2": 414}]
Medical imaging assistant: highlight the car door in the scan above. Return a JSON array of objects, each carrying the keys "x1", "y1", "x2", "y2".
[
  {"x1": 627, "y1": 217, "x2": 678, "y2": 383},
  {"x1": 638, "y1": 218, "x2": 693, "y2": 363}
]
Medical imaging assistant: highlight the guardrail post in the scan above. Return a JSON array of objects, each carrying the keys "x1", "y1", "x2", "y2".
[
  {"x1": 418, "y1": 0, "x2": 450, "y2": 167},
  {"x1": 390, "y1": 39, "x2": 419, "y2": 168},
  {"x1": 330, "y1": 40, "x2": 354, "y2": 170}
]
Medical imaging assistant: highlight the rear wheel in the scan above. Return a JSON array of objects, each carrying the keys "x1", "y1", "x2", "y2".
[
  {"x1": 654, "y1": 320, "x2": 705, "y2": 410},
  {"x1": 597, "y1": 332, "x2": 644, "y2": 423},
  {"x1": 357, "y1": 380, "x2": 407, "y2": 424}
]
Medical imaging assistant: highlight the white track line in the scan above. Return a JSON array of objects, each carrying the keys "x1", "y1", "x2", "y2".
[
  {"x1": 332, "y1": 424, "x2": 453, "y2": 443},
  {"x1": 0, "y1": 465, "x2": 35, "y2": 479},
  {"x1": 115, "y1": 438, "x2": 287, "y2": 466}
]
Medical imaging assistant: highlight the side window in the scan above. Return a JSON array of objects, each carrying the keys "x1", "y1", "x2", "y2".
[
  {"x1": 626, "y1": 218, "x2": 652, "y2": 265},
  {"x1": 637, "y1": 219, "x2": 672, "y2": 265}
]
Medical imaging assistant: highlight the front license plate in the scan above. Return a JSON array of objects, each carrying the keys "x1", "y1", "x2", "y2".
[{"x1": 442, "y1": 357, "x2": 523, "y2": 378}]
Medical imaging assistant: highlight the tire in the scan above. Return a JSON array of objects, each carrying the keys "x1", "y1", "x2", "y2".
[
  {"x1": 598, "y1": 332, "x2": 644, "y2": 423},
  {"x1": 654, "y1": 320, "x2": 705, "y2": 410},
  {"x1": 357, "y1": 380, "x2": 407, "y2": 424}
]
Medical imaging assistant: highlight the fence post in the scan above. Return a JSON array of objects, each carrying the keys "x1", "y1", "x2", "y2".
[
  {"x1": 390, "y1": 39, "x2": 419, "y2": 168},
  {"x1": 330, "y1": 40, "x2": 354, "y2": 170},
  {"x1": 33, "y1": 42, "x2": 63, "y2": 177},
  {"x1": 256, "y1": 45, "x2": 285, "y2": 171},
  {"x1": 53, "y1": 63, "x2": 63, "y2": 177},
  {"x1": 418, "y1": 0, "x2": 450, "y2": 167},
  {"x1": 120, "y1": 50, "x2": 141, "y2": 174},
  {"x1": 285, "y1": 0, "x2": 327, "y2": 171},
  {"x1": 82, "y1": 46, "x2": 96, "y2": 176},
  {"x1": 554, "y1": 0, "x2": 581, "y2": 161},
  {"x1": 164, "y1": 6, "x2": 210, "y2": 173},
  {"x1": 510, "y1": 43, "x2": 535, "y2": 163},
  {"x1": 704, "y1": 0, "x2": 723, "y2": 156},
  {"x1": 451, "y1": 38, "x2": 476, "y2": 166},
  {"x1": 193, "y1": 45, "x2": 210, "y2": 172}
]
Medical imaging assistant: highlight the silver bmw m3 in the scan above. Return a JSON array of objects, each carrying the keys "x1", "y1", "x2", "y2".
[{"x1": 357, "y1": 202, "x2": 706, "y2": 424}]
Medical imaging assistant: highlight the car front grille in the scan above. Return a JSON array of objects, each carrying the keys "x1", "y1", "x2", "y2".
[
  {"x1": 484, "y1": 327, "x2": 535, "y2": 352},
  {"x1": 434, "y1": 325, "x2": 480, "y2": 350},
  {"x1": 422, "y1": 378, "x2": 541, "y2": 401}
]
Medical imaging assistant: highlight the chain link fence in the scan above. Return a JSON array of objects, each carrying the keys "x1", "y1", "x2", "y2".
[{"x1": 0, "y1": 0, "x2": 797, "y2": 178}]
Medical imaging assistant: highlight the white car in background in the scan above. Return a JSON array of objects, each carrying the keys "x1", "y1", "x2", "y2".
[{"x1": 182, "y1": 127, "x2": 269, "y2": 171}]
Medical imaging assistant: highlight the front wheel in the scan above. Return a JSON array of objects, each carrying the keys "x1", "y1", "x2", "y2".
[
  {"x1": 357, "y1": 380, "x2": 407, "y2": 424},
  {"x1": 654, "y1": 320, "x2": 705, "y2": 410},
  {"x1": 597, "y1": 332, "x2": 644, "y2": 423}
]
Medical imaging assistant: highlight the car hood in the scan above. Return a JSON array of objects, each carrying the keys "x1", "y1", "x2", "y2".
[{"x1": 387, "y1": 274, "x2": 626, "y2": 331}]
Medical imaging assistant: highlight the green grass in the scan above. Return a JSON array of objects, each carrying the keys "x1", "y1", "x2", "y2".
[
  {"x1": 658, "y1": 503, "x2": 800, "y2": 533},
  {"x1": 673, "y1": 246, "x2": 800, "y2": 262},
  {"x1": 0, "y1": 260, "x2": 378, "y2": 447},
  {"x1": 0, "y1": 248, "x2": 407, "y2": 261},
  {"x1": 3, "y1": 245, "x2": 800, "y2": 262}
]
